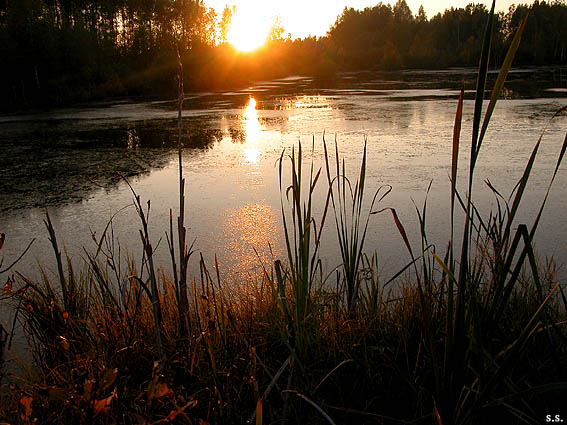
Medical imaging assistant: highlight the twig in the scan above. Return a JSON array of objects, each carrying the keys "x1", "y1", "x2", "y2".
[{"x1": 0, "y1": 238, "x2": 36, "y2": 274}]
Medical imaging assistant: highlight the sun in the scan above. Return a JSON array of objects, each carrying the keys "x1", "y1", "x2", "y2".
[{"x1": 227, "y1": 4, "x2": 272, "y2": 52}]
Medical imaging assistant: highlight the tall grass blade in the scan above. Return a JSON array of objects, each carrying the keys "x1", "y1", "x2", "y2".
[
  {"x1": 278, "y1": 142, "x2": 326, "y2": 355},
  {"x1": 529, "y1": 128, "x2": 567, "y2": 239},
  {"x1": 383, "y1": 208, "x2": 414, "y2": 261},
  {"x1": 175, "y1": 48, "x2": 192, "y2": 336},
  {"x1": 499, "y1": 132, "x2": 541, "y2": 259},
  {"x1": 477, "y1": 14, "x2": 528, "y2": 157},
  {"x1": 451, "y1": 87, "x2": 464, "y2": 256},
  {"x1": 314, "y1": 359, "x2": 354, "y2": 393},
  {"x1": 459, "y1": 0, "x2": 496, "y2": 298},
  {"x1": 325, "y1": 139, "x2": 389, "y2": 308},
  {"x1": 118, "y1": 174, "x2": 164, "y2": 350},
  {"x1": 471, "y1": 0, "x2": 495, "y2": 165},
  {"x1": 295, "y1": 393, "x2": 337, "y2": 425},
  {"x1": 481, "y1": 281, "x2": 561, "y2": 404},
  {"x1": 446, "y1": 87, "x2": 464, "y2": 402},
  {"x1": 44, "y1": 211, "x2": 67, "y2": 302},
  {"x1": 0, "y1": 238, "x2": 35, "y2": 275},
  {"x1": 432, "y1": 251, "x2": 457, "y2": 285}
]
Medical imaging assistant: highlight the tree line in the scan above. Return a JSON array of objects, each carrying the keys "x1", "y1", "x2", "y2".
[
  {"x1": 1, "y1": 0, "x2": 565, "y2": 110},
  {"x1": 327, "y1": 0, "x2": 566, "y2": 70}
]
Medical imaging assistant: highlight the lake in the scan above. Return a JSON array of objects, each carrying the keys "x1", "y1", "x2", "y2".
[{"x1": 1, "y1": 68, "x2": 566, "y2": 295}]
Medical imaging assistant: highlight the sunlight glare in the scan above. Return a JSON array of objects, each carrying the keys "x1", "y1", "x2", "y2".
[
  {"x1": 244, "y1": 148, "x2": 261, "y2": 165},
  {"x1": 221, "y1": 203, "x2": 281, "y2": 283},
  {"x1": 244, "y1": 97, "x2": 258, "y2": 119},
  {"x1": 243, "y1": 97, "x2": 261, "y2": 142},
  {"x1": 227, "y1": 4, "x2": 272, "y2": 52}
]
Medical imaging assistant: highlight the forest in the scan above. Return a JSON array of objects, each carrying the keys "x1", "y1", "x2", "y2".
[{"x1": 1, "y1": 0, "x2": 566, "y2": 110}]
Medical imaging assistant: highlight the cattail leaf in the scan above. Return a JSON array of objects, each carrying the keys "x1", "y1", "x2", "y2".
[
  {"x1": 477, "y1": 13, "x2": 528, "y2": 156},
  {"x1": 389, "y1": 208, "x2": 414, "y2": 260},
  {"x1": 432, "y1": 251, "x2": 457, "y2": 284},
  {"x1": 471, "y1": 0, "x2": 495, "y2": 162},
  {"x1": 451, "y1": 86, "x2": 464, "y2": 249}
]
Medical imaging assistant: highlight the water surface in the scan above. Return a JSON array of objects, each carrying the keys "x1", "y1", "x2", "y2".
[{"x1": 1, "y1": 68, "x2": 566, "y2": 293}]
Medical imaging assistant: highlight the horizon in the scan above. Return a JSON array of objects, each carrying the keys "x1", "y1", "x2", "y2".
[{"x1": 204, "y1": 0, "x2": 536, "y2": 39}]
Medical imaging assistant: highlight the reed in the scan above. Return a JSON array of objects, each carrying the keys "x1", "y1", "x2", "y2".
[
  {"x1": 168, "y1": 47, "x2": 194, "y2": 337},
  {"x1": 324, "y1": 138, "x2": 391, "y2": 310},
  {"x1": 400, "y1": 3, "x2": 567, "y2": 423},
  {"x1": 274, "y1": 141, "x2": 329, "y2": 357}
]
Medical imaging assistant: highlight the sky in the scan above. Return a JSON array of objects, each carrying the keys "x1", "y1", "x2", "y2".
[{"x1": 204, "y1": 0, "x2": 533, "y2": 40}]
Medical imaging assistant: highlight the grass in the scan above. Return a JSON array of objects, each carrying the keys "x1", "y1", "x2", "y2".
[
  {"x1": 324, "y1": 137, "x2": 391, "y2": 311},
  {"x1": 1, "y1": 3, "x2": 567, "y2": 424}
]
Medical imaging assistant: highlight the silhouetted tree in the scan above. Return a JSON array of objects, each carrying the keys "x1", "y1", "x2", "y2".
[
  {"x1": 218, "y1": 5, "x2": 234, "y2": 44},
  {"x1": 416, "y1": 5, "x2": 427, "y2": 23},
  {"x1": 0, "y1": 0, "x2": 565, "y2": 110},
  {"x1": 393, "y1": 0, "x2": 413, "y2": 22}
]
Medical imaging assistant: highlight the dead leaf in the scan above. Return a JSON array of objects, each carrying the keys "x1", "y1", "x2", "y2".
[
  {"x1": 83, "y1": 379, "x2": 94, "y2": 401},
  {"x1": 256, "y1": 398, "x2": 263, "y2": 425},
  {"x1": 57, "y1": 336, "x2": 70, "y2": 351},
  {"x1": 154, "y1": 382, "x2": 169, "y2": 399},
  {"x1": 93, "y1": 389, "x2": 116, "y2": 414},
  {"x1": 20, "y1": 395, "x2": 33, "y2": 420}
]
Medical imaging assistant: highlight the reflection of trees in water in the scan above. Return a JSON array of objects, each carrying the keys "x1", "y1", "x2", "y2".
[
  {"x1": 125, "y1": 120, "x2": 223, "y2": 149},
  {"x1": 0, "y1": 118, "x2": 224, "y2": 213},
  {"x1": 182, "y1": 128, "x2": 223, "y2": 148},
  {"x1": 228, "y1": 127, "x2": 246, "y2": 143}
]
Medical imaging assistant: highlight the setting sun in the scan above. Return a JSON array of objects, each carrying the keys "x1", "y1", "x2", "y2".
[
  {"x1": 227, "y1": 5, "x2": 272, "y2": 51},
  {"x1": 208, "y1": 1, "x2": 527, "y2": 40}
]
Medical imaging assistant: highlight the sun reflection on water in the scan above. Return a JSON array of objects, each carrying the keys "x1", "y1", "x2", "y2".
[
  {"x1": 243, "y1": 97, "x2": 261, "y2": 142},
  {"x1": 220, "y1": 203, "x2": 281, "y2": 286},
  {"x1": 294, "y1": 96, "x2": 331, "y2": 109},
  {"x1": 241, "y1": 97, "x2": 262, "y2": 165},
  {"x1": 243, "y1": 148, "x2": 260, "y2": 165}
]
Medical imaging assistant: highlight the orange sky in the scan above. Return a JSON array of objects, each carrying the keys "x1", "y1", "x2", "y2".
[{"x1": 205, "y1": 0, "x2": 532, "y2": 40}]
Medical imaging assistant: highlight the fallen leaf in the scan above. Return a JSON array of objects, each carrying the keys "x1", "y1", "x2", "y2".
[
  {"x1": 57, "y1": 336, "x2": 70, "y2": 351},
  {"x1": 93, "y1": 389, "x2": 116, "y2": 414},
  {"x1": 83, "y1": 379, "x2": 94, "y2": 401},
  {"x1": 256, "y1": 398, "x2": 263, "y2": 425},
  {"x1": 20, "y1": 395, "x2": 33, "y2": 419},
  {"x1": 154, "y1": 382, "x2": 169, "y2": 399}
]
